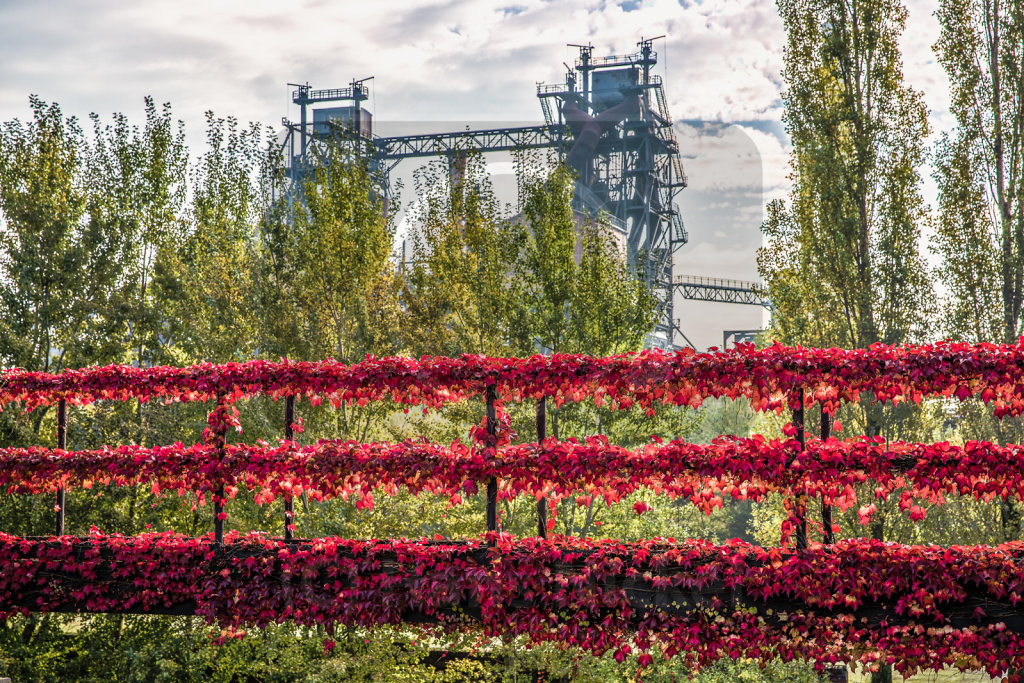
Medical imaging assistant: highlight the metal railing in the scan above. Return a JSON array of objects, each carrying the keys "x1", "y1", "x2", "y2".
[
  {"x1": 292, "y1": 85, "x2": 369, "y2": 102},
  {"x1": 578, "y1": 51, "x2": 657, "y2": 68},
  {"x1": 674, "y1": 274, "x2": 762, "y2": 290},
  {"x1": 536, "y1": 82, "x2": 569, "y2": 95}
]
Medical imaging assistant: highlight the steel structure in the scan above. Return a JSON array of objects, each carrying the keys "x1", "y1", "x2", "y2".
[
  {"x1": 674, "y1": 274, "x2": 771, "y2": 308},
  {"x1": 279, "y1": 38, "x2": 690, "y2": 348},
  {"x1": 535, "y1": 38, "x2": 689, "y2": 347},
  {"x1": 373, "y1": 125, "x2": 565, "y2": 160},
  {"x1": 281, "y1": 79, "x2": 371, "y2": 175},
  {"x1": 371, "y1": 124, "x2": 569, "y2": 202}
]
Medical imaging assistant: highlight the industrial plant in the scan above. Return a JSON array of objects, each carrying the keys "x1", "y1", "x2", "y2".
[{"x1": 279, "y1": 38, "x2": 764, "y2": 350}]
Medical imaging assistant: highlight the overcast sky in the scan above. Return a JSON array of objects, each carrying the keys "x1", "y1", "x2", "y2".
[{"x1": 0, "y1": 0, "x2": 951, "y2": 351}]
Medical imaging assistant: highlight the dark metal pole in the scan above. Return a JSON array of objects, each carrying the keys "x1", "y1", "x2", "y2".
[
  {"x1": 793, "y1": 389, "x2": 807, "y2": 550},
  {"x1": 823, "y1": 407, "x2": 847, "y2": 683},
  {"x1": 284, "y1": 395, "x2": 295, "y2": 541},
  {"x1": 55, "y1": 398, "x2": 67, "y2": 536},
  {"x1": 536, "y1": 397, "x2": 548, "y2": 539},
  {"x1": 820, "y1": 407, "x2": 835, "y2": 545},
  {"x1": 213, "y1": 399, "x2": 228, "y2": 546},
  {"x1": 485, "y1": 386, "x2": 498, "y2": 538}
]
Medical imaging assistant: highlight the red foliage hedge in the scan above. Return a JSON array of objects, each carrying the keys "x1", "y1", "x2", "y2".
[
  {"x1": 3, "y1": 436, "x2": 1022, "y2": 522},
  {"x1": 6, "y1": 340, "x2": 1024, "y2": 414},
  {"x1": 8, "y1": 343, "x2": 1024, "y2": 676},
  {"x1": 2, "y1": 531, "x2": 1023, "y2": 678}
]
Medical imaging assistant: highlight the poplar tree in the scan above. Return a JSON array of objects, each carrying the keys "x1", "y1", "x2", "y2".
[
  {"x1": 932, "y1": 0, "x2": 1024, "y2": 543},
  {"x1": 401, "y1": 151, "x2": 527, "y2": 357},
  {"x1": 258, "y1": 135, "x2": 402, "y2": 365},
  {"x1": 515, "y1": 162, "x2": 657, "y2": 358},
  {"x1": 932, "y1": 0, "x2": 1024, "y2": 344},
  {"x1": 759, "y1": 0, "x2": 933, "y2": 356},
  {"x1": 85, "y1": 97, "x2": 187, "y2": 368},
  {"x1": 760, "y1": 6, "x2": 936, "y2": 678},
  {"x1": 154, "y1": 113, "x2": 263, "y2": 363},
  {"x1": 0, "y1": 97, "x2": 88, "y2": 376}
]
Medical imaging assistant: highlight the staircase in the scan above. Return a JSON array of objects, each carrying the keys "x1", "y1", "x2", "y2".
[
  {"x1": 539, "y1": 96, "x2": 556, "y2": 126},
  {"x1": 672, "y1": 211, "x2": 688, "y2": 245},
  {"x1": 653, "y1": 82, "x2": 672, "y2": 124}
]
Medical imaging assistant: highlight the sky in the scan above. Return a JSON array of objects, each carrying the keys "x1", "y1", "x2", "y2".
[{"x1": 0, "y1": 0, "x2": 952, "y2": 351}]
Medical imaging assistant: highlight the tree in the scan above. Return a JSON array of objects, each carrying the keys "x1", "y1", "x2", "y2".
[
  {"x1": 259, "y1": 135, "x2": 403, "y2": 365},
  {"x1": 515, "y1": 162, "x2": 657, "y2": 357},
  {"x1": 402, "y1": 151, "x2": 527, "y2": 358},
  {"x1": 932, "y1": 0, "x2": 1024, "y2": 544},
  {"x1": 0, "y1": 97, "x2": 146, "y2": 444},
  {"x1": 758, "y1": 4, "x2": 936, "y2": 678},
  {"x1": 932, "y1": 0, "x2": 1024, "y2": 344},
  {"x1": 402, "y1": 153, "x2": 657, "y2": 360},
  {"x1": 153, "y1": 113, "x2": 263, "y2": 364},
  {"x1": 759, "y1": 0, "x2": 933, "y2": 415},
  {"x1": 0, "y1": 97, "x2": 88, "y2": 377},
  {"x1": 85, "y1": 97, "x2": 188, "y2": 369},
  {"x1": 760, "y1": 0, "x2": 932, "y2": 352}
]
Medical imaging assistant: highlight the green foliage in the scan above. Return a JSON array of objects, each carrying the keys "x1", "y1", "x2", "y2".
[
  {"x1": 932, "y1": 0, "x2": 1024, "y2": 345},
  {"x1": 930, "y1": 0, "x2": 1024, "y2": 543},
  {"x1": 264, "y1": 135, "x2": 403, "y2": 363},
  {"x1": 154, "y1": 113, "x2": 263, "y2": 363},
  {"x1": 402, "y1": 151, "x2": 528, "y2": 357},
  {"x1": 515, "y1": 160, "x2": 657, "y2": 357},
  {"x1": 759, "y1": 0, "x2": 933, "y2": 351},
  {"x1": 0, "y1": 97, "x2": 94, "y2": 376},
  {"x1": 84, "y1": 97, "x2": 188, "y2": 369}
]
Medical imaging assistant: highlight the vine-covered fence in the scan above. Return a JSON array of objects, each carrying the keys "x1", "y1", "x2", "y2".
[{"x1": 4, "y1": 341, "x2": 1024, "y2": 678}]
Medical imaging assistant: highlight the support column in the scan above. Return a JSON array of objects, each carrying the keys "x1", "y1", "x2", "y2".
[
  {"x1": 536, "y1": 397, "x2": 548, "y2": 539},
  {"x1": 55, "y1": 398, "x2": 67, "y2": 536},
  {"x1": 212, "y1": 398, "x2": 228, "y2": 546},
  {"x1": 793, "y1": 388, "x2": 807, "y2": 550},
  {"x1": 820, "y1": 407, "x2": 835, "y2": 545},
  {"x1": 485, "y1": 386, "x2": 498, "y2": 539},
  {"x1": 284, "y1": 395, "x2": 296, "y2": 540}
]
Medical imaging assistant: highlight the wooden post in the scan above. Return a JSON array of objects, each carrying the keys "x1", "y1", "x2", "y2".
[
  {"x1": 55, "y1": 398, "x2": 67, "y2": 536},
  {"x1": 535, "y1": 397, "x2": 548, "y2": 539},
  {"x1": 820, "y1": 407, "x2": 835, "y2": 545},
  {"x1": 485, "y1": 386, "x2": 498, "y2": 537},
  {"x1": 793, "y1": 389, "x2": 807, "y2": 550},
  {"x1": 284, "y1": 395, "x2": 295, "y2": 541}
]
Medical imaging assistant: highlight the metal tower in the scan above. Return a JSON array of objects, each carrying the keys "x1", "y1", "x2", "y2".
[
  {"x1": 281, "y1": 78, "x2": 371, "y2": 185},
  {"x1": 535, "y1": 38, "x2": 689, "y2": 348}
]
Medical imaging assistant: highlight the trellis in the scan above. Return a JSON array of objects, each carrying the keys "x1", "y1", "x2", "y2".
[{"x1": 5, "y1": 344, "x2": 1024, "y2": 678}]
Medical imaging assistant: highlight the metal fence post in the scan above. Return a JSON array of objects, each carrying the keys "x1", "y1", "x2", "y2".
[
  {"x1": 284, "y1": 395, "x2": 296, "y2": 540},
  {"x1": 820, "y1": 407, "x2": 835, "y2": 545},
  {"x1": 485, "y1": 386, "x2": 498, "y2": 538},
  {"x1": 793, "y1": 388, "x2": 807, "y2": 550},
  {"x1": 55, "y1": 398, "x2": 67, "y2": 536},
  {"x1": 535, "y1": 397, "x2": 548, "y2": 539},
  {"x1": 212, "y1": 397, "x2": 228, "y2": 546}
]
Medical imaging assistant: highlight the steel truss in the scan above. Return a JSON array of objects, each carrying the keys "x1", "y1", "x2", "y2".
[{"x1": 674, "y1": 275, "x2": 771, "y2": 307}]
